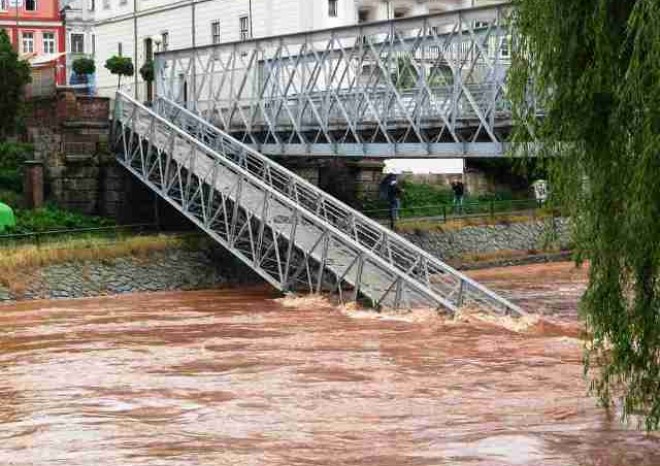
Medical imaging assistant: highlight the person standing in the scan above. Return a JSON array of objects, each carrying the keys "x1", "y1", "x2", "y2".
[
  {"x1": 451, "y1": 179, "x2": 465, "y2": 214},
  {"x1": 386, "y1": 175, "x2": 403, "y2": 230}
]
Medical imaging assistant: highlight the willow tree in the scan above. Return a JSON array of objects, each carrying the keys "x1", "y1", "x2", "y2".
[{"x1": 509, "y1": 0, "x2": 660, "y2": 429}]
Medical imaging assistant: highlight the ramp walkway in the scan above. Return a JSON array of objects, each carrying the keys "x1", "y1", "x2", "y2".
[{"x1": 112, "y1": 91, "x2": 523, "y2": 316}]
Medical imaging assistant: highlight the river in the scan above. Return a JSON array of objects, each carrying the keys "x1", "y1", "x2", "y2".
[{"x1": 1, "y1": 262, "x2": 658, "y2": 465}]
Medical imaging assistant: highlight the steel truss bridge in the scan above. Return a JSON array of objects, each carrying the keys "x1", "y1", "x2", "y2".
[
  {"x1": 111, "y1": 4, "x2": 524, "y2": 316},
  {"x1": 156, "y1": 3, "x2": 514, "y2": 158}
]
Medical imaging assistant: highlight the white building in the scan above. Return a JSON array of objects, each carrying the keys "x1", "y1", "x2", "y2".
[
  {"x1": 94, "y1": 0, "x2": 491, "y2": 99},
  {"x1": 60, "y1": 0, "x2": 96, "y2": 85}
]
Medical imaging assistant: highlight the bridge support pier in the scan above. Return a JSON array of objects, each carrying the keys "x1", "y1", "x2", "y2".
[
  {"x1": 346, "y1": 160, "x2": 386, "y2": 208},
  {"x1": 278, "y1": 158, "x2": 384, "y2": 209}
]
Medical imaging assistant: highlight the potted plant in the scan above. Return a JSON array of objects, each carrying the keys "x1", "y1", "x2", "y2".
[{"x1": 104, "y1": 55, "x2": 135, "y2": 89}]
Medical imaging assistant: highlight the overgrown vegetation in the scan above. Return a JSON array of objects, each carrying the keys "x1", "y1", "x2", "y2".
[
  {"x1": 364, "y1": 179, "x2": 525, "y2": 219},
  {"x1": 7, "y1": 205, "x2": 113, "y2": 233},
  {"x1": 0, "y1": 142, "x2": 33, "y2": 207},
  {"x1": 510, "y1": 0, "x2": 660, "y2": 429},
  {"x1": 0, "y1": 30, "x2": 31, "y2": 140},
  {"x1": 396, "y1": 210, "x2": 554, "y2": 234}
]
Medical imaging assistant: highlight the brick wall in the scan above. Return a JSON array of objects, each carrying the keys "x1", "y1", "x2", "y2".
[
  {"x1": 25, "y1": 90, "x2": 126, "y2": 218},
  {"x1": 25, "y1": 90, "x2": 110, "y2": 128}
]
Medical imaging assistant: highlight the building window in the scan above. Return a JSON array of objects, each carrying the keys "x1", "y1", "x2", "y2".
[
  {"x1": 239, "y1": 15, "x2": 249, "y2": 41},
  {"x1": 43, "y1": 32, "x2": 55, "y2": 54},
  {"x1": 500, "y1": 36, "x2": 510, "y2": 58},
  {"x1": 161, "y1": 31, "x2": 169, "y2": 51},
  {"x1": 22, "y1": 32, "x2": 34, "y2": 53},
  {"x1": 88, "y1": 0, "x2": 95, "y2": 11},
  {"x1": 0, "y1": 0, "x2": 8, "y2": 12},
  {"x1": 71, "y1": 33, "x2": 84, "y2": 54},
  {"x1": 25, "y1": 0, "x2": 36, "y2": 11},
  {"x1": 328, "y1": 0, "x2": 337, "y2": 17},
  {"x1": 211, "y1": 21, "x2": 220, "y2": 44}
]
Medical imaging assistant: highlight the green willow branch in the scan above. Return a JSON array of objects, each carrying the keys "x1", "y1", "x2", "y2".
[{"x1": 509, "y1": 0, "x2": 660, "y2": 430}]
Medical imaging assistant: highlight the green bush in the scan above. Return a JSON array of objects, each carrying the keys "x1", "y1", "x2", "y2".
[
  {"x1": 72, "y1": 57, "x2": 96, "y2": 76},
  {"x1": 0, "y1": 142, "x2": 32, "y2": 169},
  {"x1": 362, "y1": 180, "x2": 454, "y2": 218},
  {"x1": 400, "y1": 180, "x2": 453, "y2": 205},
  {"x1": 0, "y1": 170, "x2": 21, "y2": 193},
  {"x1": 9, "y1": 205, "x2": 113, "y2": 233},
  {"x1": 0, "y1": 142, "x2": 33, "y2": 200},
  {"x1": 0, "y1": 189, "x2": 20, "y2": 207}
]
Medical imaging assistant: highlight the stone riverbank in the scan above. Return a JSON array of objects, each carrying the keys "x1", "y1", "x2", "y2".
[
  {"x1": 1, "y1": 219, "x2": 572, "y2": 303},
  {"x1": 403, "y1": 218, "x2": 571, "y2": 261},
  {"x1": 0, "y1": 242, "x2": 259, "y2": 303}
]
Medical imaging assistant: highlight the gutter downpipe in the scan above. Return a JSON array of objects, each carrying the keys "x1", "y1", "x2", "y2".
[{"x1": 133, "y1": 0, "x2": 138, "y2": 99}]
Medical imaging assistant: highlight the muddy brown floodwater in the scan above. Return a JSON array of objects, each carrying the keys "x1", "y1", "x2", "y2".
[{"x1": 1, "y1": 262, "x2": 659, "y2": 466}]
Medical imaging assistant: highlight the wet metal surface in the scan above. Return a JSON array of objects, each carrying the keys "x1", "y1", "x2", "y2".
[{"x1": 1, "y1": 264, "x2": 659, "y2": 465}]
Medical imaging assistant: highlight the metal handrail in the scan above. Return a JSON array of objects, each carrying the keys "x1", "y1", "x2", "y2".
[{"x1": 153, "y1": 95, "x2": 524, "y2": 316}]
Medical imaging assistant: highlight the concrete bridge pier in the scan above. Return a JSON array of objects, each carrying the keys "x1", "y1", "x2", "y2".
[{"x1": 278, "y1": 157, "x2": 385, "y2": 209}]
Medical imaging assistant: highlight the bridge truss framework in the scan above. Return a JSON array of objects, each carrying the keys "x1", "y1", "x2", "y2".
[{"x1": 156, "y1": 3, "x2": 514, "y2": 158}]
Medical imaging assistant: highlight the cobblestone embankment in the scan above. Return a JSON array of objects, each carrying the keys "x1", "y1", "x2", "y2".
[
  {"x1": 404, "y1": 218, "x2": 572, "y2": 261},
  {"x1": 0, "y1": 244, "x2": 259, "y2": 303}
]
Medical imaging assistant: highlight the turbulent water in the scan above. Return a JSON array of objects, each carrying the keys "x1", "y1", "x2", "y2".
[{"x1": 1, "y1": 263, "x2": 659, "y2": 465}]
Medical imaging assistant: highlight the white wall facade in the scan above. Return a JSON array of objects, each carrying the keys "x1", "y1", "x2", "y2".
[
  {"x1": 61, "y1": 0, "x2": 96, "y2": 84},
  {"x1": 94, "y1": 0, "x2": 496, "y2": 99}
]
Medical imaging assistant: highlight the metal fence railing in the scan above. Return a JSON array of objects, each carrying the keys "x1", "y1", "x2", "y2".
[{"x1": 364, "y1": 199, "x2": 547, "y2": 222}]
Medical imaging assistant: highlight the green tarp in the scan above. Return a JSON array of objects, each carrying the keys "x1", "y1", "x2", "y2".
[{"x1": 0, "y1": 202, "x2": 15, "y2": 232}]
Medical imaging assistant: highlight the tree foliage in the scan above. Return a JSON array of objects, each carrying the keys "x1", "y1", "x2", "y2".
[
  {"x1": 392, "y1": 55, "x2": 418, "y2": 91},
  {"x1": 0, "y1": 30, "x2": 31, "y2": 140},
  {"x1": 139, "y1": 59, "x2": 154, "y2": 83},
  {"x1": 72, "y1": 57, "x2": 96, "y2": 76},
  {"x1": 104, "y1": 55, "x2": 134, "y2": 89},
  {"x1": 509, "y1": 0, "x2": 660, "y2": 429}
]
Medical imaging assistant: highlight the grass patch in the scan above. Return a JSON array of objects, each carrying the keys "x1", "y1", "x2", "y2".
[
  {"x1": 397, "y1": 211, "x2": 556, "y2": 234},
  {"x1": 9, "y1": 205, "x2": 113, "y2": 233},
  {"x1": 0, "y1": 234, "x2": 184, "y2": 292}
]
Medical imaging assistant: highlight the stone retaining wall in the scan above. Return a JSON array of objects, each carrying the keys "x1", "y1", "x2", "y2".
[
  {"x1": 0, "y1": 242, "x2": 260, "y2": 303},
  {"x1": 403, "y1": 218, "x2": 571, "y2": 260}
]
